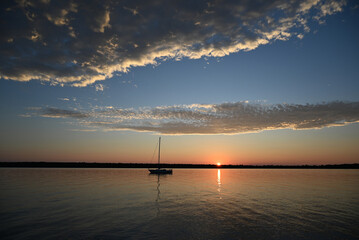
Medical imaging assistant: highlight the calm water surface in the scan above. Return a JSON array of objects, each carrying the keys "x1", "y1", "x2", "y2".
[{"x1": 0, "y1": 168, "x2": 358, "y2": 240}]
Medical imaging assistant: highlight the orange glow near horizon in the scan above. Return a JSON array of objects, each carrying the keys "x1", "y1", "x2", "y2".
[{"x1": 1, "y1": 124, "x2": 359, "y2": 165}]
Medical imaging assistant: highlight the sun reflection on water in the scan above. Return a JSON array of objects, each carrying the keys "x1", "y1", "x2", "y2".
[{"x1": 217, "y1": 169, "x2": 222, "y2": 198}]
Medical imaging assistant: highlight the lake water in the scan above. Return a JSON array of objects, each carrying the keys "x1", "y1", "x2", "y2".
[{"x1": 0, "y1": 168, "x2": 358, "y2": 240}]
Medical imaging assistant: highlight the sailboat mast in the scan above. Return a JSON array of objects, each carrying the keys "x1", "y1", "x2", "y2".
[{"x1": 158, "y1": 137, "x2": 161, "y2": 168}]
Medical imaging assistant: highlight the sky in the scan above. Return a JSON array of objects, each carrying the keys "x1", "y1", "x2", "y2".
[{"x1": 0, "y1": 0, "x2": 359, "y2": 165}]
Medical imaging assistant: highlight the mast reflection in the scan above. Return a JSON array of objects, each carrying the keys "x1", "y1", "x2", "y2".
[{"x1": 155, "y1": 174, "x2": 161, "y2": 216}]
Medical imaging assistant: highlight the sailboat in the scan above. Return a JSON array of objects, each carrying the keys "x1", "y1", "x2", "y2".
[{"x1": 149, "y1": 137, "x2": 173, "y2": 174}]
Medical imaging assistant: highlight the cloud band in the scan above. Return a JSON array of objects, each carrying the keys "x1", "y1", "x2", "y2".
[{"x1": 32, "y1": 101, "x2": 359, "y2": 134}]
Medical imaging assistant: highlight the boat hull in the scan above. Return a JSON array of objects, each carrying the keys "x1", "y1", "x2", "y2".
[{"x1": 149, "y1": 169, "x2": 173, "y2": 174}]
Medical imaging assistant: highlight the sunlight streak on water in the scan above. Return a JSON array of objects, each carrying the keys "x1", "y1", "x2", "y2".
[
  {"x1": 0, "y1": 168, "x2": 358, "y2": 239},
  {"x1": 217, "y1": 169, "x2": 222, "y2": 200}
]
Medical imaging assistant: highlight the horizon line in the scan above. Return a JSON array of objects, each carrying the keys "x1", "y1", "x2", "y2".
[{"x1": 1, "y1": 162, "x2": 358, "y2": 169}]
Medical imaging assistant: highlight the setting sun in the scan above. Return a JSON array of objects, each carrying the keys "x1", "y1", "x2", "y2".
[{"x1": 217, "y1": 163, "x2": 221, "y2": 166}]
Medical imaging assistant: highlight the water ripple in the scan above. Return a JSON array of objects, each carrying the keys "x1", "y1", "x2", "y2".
[{"x1": 0, "y1": 168, "x2": 358, "y2": 239}]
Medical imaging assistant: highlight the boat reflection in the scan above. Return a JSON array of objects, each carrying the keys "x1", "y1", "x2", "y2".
[{"x1": 150, "y1": 170, "x2": 171, "y2": 217}]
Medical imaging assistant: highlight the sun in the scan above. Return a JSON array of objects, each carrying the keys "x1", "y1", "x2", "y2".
[{"x1": 217, "y1": 162, "x2": 221, "y2": 167}]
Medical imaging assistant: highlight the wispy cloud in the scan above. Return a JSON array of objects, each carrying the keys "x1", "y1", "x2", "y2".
[
  {"x1": 95, "y1": 83, "x2": 105, "y2": 91},
  {"x1": 69, "y1": 129, "x2": 98, "y2": 132},
  {"x1": 40, "y1": 107, "x2": 89, "y2": 119},
  {"x1": 32, "y1": 101, "x2": 359, "y2": 135},
  {"x1": 0, "y1": 0, "x2": 346, "y2": 86}
]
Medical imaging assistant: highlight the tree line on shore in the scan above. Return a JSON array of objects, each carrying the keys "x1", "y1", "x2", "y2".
[{"x1": 0, "y1": 162, "x2": 358, "y2": 169}]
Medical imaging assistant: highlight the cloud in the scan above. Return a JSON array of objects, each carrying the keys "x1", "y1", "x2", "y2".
[
  {"x1": 69, "y1": 129, "x2": 97, "y2": 132},
  {"x1": 33, "y1": 101, "x2": 359, "y2": 135},
  {"x1": 92, "y1": 9, "x2": 111, "y2": 33},
  {"x1": 95, "y1": 83, "x2": 104, "y2": 91},
  {"x1": 0, "y1": 0, "x2": 347, "y2": 86},
  {"x1": 40, "y1": 107, "x2": 89, "y2": 119}
]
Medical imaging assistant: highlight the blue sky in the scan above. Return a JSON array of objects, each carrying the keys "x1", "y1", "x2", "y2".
[{"x1": 0, "y1": 0, "x2": 358, "y2": 164}]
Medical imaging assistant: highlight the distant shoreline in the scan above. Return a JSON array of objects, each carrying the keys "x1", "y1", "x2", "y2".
[{"x1": 0, "y1": 162, "x2": 358, "y2": 169}]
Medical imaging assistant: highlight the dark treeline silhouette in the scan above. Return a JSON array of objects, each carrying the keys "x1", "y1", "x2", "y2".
[{"x1": 0, "y1": 162, "x2": 358, "y2": 169}]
